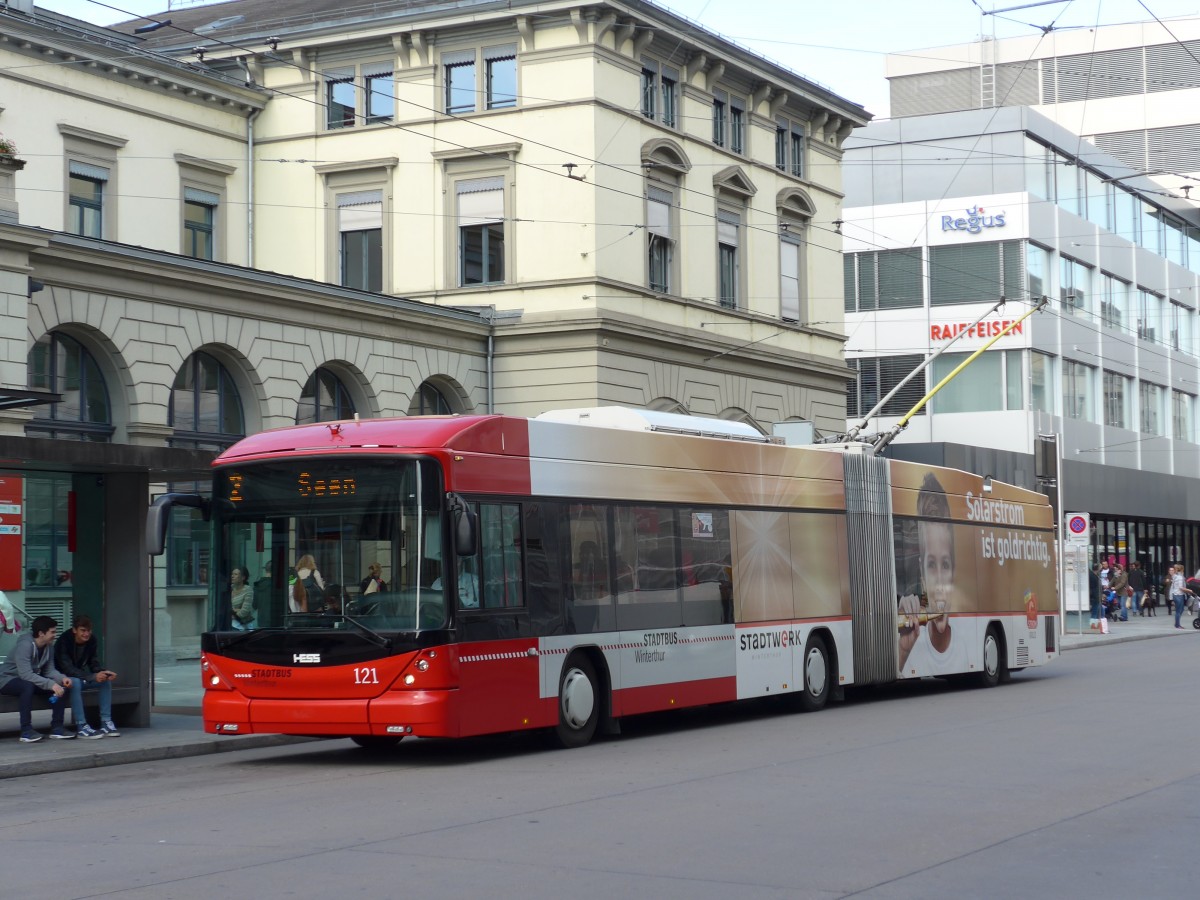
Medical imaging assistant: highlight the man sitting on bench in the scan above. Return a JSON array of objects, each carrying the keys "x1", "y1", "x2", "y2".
[{"x1": 55, "y1": 614, "x2": 120, "y2": 739}]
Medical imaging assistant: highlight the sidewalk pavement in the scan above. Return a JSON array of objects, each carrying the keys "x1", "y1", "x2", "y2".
[
  {"x1": 0, "y1": 712, "x2": 315, "y2": 781},
  {"x1": 0, "y1": 610, "x2": 1191, "y2": 780}
]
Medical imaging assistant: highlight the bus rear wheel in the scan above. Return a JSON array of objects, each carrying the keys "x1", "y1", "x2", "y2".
[
  {"x1": 978, "y1": 627, "x2": 1006, "y2": 688},
  {"x1": 351, "y1": 735, "x2": 404, "y2": 750},
  {"x1": 798, "y1": 636, "x2": 830, "y2": 712},
  {"x1": 555, "y1": 655, "x2": 600, "y2": 748}
]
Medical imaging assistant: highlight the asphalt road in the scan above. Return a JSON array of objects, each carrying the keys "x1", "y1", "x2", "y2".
[{"x1": 2, "y1": 638, "x2": 1195, "y2": 899}]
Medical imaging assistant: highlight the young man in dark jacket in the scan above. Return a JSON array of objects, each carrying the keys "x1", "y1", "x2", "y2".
[
  {"x1": 0, "y1": 615, "x2": 72, "y2": 742},
  {"x1": 54, "y1": 614, "x2": 120, "y2": 738}
]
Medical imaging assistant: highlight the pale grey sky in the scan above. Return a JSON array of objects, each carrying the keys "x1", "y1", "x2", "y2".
[{"x1": 31, "y1": 0, "x2": 1200, "y2": 117}]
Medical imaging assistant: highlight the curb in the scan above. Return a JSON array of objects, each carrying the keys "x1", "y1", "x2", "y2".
[
  {"x1": 0, "y1": 734, "x2": 317, "y2": 781},
  {"x1": 1062, "y1": 629, "x2": 1193, "y2": 651}
]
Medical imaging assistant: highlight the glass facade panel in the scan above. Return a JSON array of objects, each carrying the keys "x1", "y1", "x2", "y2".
[
  {"x1": 1060, "y1": 257, "x2": 1091, "y2": 317},
  {"x1": 1114, "y1": 189, "x2": 1139, "y2": 243},
  {"x1": 1025, "y1": 139, "x2": 1053, "y2": 199},
  {"x1": 1027, "y1": 243, "x2": 1049, "y2": 301},
  {"x1": 1084, "y1": 171, "x2": 1108, "y2": 229},
  {"x1": 1138, "y1": 291, "x2": 1163, "y2": 343},
  {"x1": 1139, "y1": 381, "x2": 1164, "y2": 435},
  {"x1": 1005, "y1": 349, "x2": 1023, "y2": 411},
  {"x1": 1063, "y1": 360, "x2": 1095, "y2": 422},
  {"x1": 931, "y1": 351, "x2": 1004, "y2": 413},
  {"x1": 1103, "y1": 371, "x2": 1131, "y2": 428},
  {"x1": 1101, "y1": 274, "x2": 1130, "y2": 331},
  {"x1": 1173, "y1": 390, "x2": 1193, "y2": 442}
]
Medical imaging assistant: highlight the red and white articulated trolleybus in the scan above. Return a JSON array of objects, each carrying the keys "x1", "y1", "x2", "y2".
[{"x1": 147, "y1": 407, "x2": 1058, "y2": 749}]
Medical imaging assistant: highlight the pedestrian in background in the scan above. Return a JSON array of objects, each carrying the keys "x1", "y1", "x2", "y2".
[
  {"x1": 1170, "y1": 564, "x2": 1194, "y2": 629},
  {"x1": 1109, "y1": 564, "x2": 1129, "y2": 621},
  {"x1": 1128, "y1": 561, "x2": 1147, "y2": 616},
  {"x1": 1089, "y1": 564, "x2": 1101, "y2": 630}
]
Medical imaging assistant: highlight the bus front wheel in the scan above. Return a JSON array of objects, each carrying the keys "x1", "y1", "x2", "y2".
[
  {"x1": 555, "y1": 655, "x2": 600, "y2": 748},
  {"x1": 798, "y1": 636, "x2": 830, "y2": 712}
]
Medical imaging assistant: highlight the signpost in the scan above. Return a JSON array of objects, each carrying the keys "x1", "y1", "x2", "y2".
[{"x1": 1064, "y1": 512, "x2": 1091, "y2": 633}]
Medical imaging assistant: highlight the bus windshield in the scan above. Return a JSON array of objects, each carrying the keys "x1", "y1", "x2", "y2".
[{"x1": 209, "y1": 457, "x2": 448, "y2": 634}]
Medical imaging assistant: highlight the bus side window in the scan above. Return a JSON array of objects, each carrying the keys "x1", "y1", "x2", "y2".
[
  {"x1": 679, "y1": 508, "x2": 732, "y2": 626},
  {"x1": 524, "y1": 502, "x2": 568, "y2": 634},
  {"x1": 479, "y1": 502, "x2": 524, "y2": 609},
  {"x1": 567, "y1": 504, "x2": 614, "y2": 633},
  {"x1": 614, "y1": 505, "x2": 681, "y2": 631}
]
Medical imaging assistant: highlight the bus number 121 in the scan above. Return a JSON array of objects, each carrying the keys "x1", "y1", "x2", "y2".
[{"x1": 354, "y1": 667, "x2": 379, "y2": 685}]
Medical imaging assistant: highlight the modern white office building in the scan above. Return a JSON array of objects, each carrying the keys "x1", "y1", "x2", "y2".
[
  {"x1": 884, "y1": 15, "x2": 1200, "y2": 198},
  {"x1": 844, "y1": 106, "x2": 1200, "y2": 578}
]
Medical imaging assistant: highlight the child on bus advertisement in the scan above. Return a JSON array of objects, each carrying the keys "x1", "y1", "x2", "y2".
[{"x1": 897, "y1": 471, "x2": 968, "y2": 675}]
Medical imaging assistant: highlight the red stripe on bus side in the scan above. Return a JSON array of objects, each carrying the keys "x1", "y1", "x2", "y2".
[{"x1": 612, "y1": 676, "x2": 736, "y2": 718}]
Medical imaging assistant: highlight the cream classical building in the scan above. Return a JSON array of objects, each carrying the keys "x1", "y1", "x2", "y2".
[{"x1": 0, "y1": 0, "x2": 867, "y2": 713}]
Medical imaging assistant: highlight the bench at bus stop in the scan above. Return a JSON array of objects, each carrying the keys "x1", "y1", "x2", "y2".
[{"x1": 0, "y1": 684, "x2": 140, "y2": 723}]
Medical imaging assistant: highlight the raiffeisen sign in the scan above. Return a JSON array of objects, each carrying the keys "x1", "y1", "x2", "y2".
[{"x1": 940, "y1": 205, "x2": 1006, "y2": 234}]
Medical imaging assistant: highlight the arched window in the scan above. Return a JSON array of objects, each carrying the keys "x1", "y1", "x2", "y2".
[
  {"x1": 778, "y1": 189, "x2": 815, "y2": 323},
  {"x1": 169, "y1": 351, "x2": 245, "y2": 450},
  {"x1": 26, "y1": 332, "x2": 113, "y2": 441},
  {"x1": 297, "y1": 367, "x2": 356, "y2": 424},
  {"x1": 641, "y1": 140, "x2": 690, "y2": 297},
  {"x1": 410, "y1": 381, "x2": 454, "y2": 416}
]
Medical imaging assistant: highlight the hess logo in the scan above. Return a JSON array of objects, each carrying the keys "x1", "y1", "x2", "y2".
[{"x1": 293, "y1": 653, "x2": 321, "y2": 664}]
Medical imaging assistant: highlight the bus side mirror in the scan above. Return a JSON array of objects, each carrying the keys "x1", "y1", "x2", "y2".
[
  {"x1": 146, "y1": 493, "x2": 209, "y2": 556},
  {"x1": 447, "y1": 492, "x2": 477, "y2": 557}
]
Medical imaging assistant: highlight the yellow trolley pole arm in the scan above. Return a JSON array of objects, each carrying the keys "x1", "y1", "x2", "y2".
[{"x1": 872, "y1": 297, "x2": 1048, "y2": 453}]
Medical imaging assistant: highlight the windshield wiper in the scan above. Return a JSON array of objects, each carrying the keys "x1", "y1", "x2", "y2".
[{"x1": 284, "y1": 613, "x2": 391, "y2": 649}]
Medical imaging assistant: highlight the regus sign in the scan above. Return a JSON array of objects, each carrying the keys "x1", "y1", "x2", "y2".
[{"x1": 940, "y1": 205, "x2": 1006, "y2": 234}]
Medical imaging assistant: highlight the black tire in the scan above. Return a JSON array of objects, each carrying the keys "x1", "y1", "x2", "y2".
[
  {"x1": 978, "y1": 627, "x2": 1006, "y2": 688},
  {"x1": 555, "y1": 655, "x2": 600, "y2": 748},
  {"x1": 351, "y1": 735, "x2": 404, "y2": 750},
  {"x1": 798, "y1": 635, "x2": 831, "y2": 712}
]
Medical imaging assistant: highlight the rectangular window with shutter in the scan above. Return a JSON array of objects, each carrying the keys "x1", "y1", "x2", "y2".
[
  {"x1": 780, "y1": 238, "x2": 801, "y2": 322},
  {"x1": 712, "y1": 90, "x2": 727, "y2": 147},
  {"x1": 647, "y1": 187, "x2": 673, "y2": 293},
  {"x1": 457, "y1": 177, "x2": 505, "y2": 285},
  {"x1": 717, "y1": 211, "x2": 739, "y2": 309},
  {"x1": 326, "y1": 69, "x2": 356, "y2": 129},
  {"x1": 338, "y1": 190, "x2": 383, "y2": 292},
  {"x1": 930, "y1": 242, "x2": 1002, "y2": 306},
  {"x1": 183, "y1": 187, "x2": 218, "y2": 261},
  {"x1": 444, "y1": 50, "x2": 477, "y2": 114},
  {"x1": 365, "y1": 67, "x2": 394, "y2": 122},
  {"x1": 68, "y1": 161, "x2": 107, "y2": 238},
  {"x1": 485, "y1": 45, "x2": 517, "y2": 110}
]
